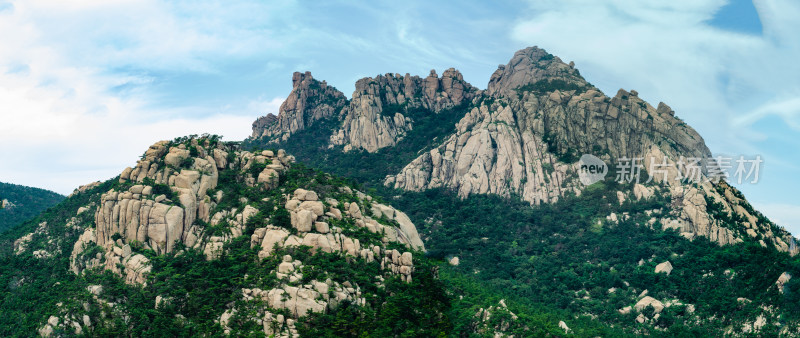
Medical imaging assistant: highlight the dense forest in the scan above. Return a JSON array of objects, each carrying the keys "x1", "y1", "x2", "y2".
[{"x1": 0, "y1": 181, "x2": 64, "y2": 233}]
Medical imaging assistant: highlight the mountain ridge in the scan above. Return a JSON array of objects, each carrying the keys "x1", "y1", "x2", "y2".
[{"x1": 248, "y1": 46, "x2": 795, "y2": 255}]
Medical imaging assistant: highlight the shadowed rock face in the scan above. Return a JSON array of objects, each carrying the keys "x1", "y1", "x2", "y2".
[{"x1": 251, "y1": 113, "x2": 277, "y2": 137}]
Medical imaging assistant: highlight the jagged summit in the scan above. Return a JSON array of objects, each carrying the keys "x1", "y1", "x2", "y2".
[
  {"x1": 487, "y1": 46, "x2": 586, "y2": 97},
  {"x1": 389, "y1": 46, "x2": 712, "y2": 203},
  {"x1": 251, "y1": 68, "x2": 479, "y2": 152},
  {"x1": 248, "y1": 46, "x2": 795, "y2": 255},
  {"x1": 252, "y1": 71, "x2": 348, "y2": 141},
  {"x1": 330, "y1": 68, "x2": 479, "y2": 152}
]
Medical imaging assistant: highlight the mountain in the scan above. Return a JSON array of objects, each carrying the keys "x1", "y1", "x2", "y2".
[
  {"x1": 1, "y1": 136, "x2": 477, "y2": 336},
  {"x1": 0, "y1": 181, "x2": 65, "y2": 233},
  {"x1": 246, "y1": 46, "x2": 800, "y2": 335},
  {"x1": 248, "y1": 46, "x2": 795, "y2": 255},
  {"x1": 3, "y1": 46, "x2": 800, "y2": 336}
]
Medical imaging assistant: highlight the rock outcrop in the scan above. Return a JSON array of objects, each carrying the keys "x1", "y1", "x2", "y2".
[
  {"x1": 385, "y1": 47, "x2": 796, "y2": 253},
  {"x1": 69, "y1": 138, "x2": 295, "y2": 284},
  {"x1": 220, "y1": 186, "x2": 424, "y2": 335},
  {"x1": 62, "y1": 136, "x2": 427, "y2": 336},
  {"x1": 25, "y1": 134, "x2": 433, "y2": 337},
  {"x1": 776, "y1": 272, "x2": 792, "y2": 294},
  {"x1": 388, "y1": 47, "x2": 709, "y2": 204},
  {"x1": 250, "y1": 187, "x2": 423, "y2": 283},
  {"x1": 247, "y1": 46, "x2": 796, "y2": 253},
  {"x1": 655, "y1": 261, "x2": 673, "y2": 275},
  {"x1": 472, "y1": 299, "x2": 530, "y2": 336},
  {"x1": 329, "y1": 68, "x2": 478, "y2": 152},
  {"x1": 252, "y1": 71, "x2": 348, "y2": 142},
  {"x1": 385, "y1": 95, "x2": 584, "y2": 204},
  {"x1": 249, "y1": 67, "x2": 478, "y2": 153}
]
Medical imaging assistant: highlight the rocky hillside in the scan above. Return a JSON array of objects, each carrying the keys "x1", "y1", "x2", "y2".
[
  {"x1": 2, "y1": 136, "x2": 466, "y2": 337},
  {"x1": 249, "y1": 46, "x2": 796, "y2": 258},
  {"x1": 0, "y1": 181, "x2": 64, "y2": 233},
  {"x1": 242, "y1": 46, "x2": 800, "y2": 335}
]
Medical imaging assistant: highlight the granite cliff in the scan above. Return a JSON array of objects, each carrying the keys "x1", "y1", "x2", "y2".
[{"x1": 249, "y1": 47, "x2": 796, "y2": 255}]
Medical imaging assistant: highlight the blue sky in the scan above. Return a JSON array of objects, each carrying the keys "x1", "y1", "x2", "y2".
[{"x1": 0, "y1": 0, "x2": 798, "y2": 234}]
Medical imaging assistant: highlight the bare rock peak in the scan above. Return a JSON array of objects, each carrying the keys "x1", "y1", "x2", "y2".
[
  {"x1": 329, "y1": 68, "x2": 479, "y2": 152},
  {"x1": 657, "y1": 102, "x2": 675, "y2": 116},
  {"x1": 487, "y1": 46, "x2": 585, "y2": 97},
  {"x1": 251, "y1": 71, "x2": 347, "y2": 141}
]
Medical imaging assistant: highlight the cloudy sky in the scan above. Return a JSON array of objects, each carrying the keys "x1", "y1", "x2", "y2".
[{"x1": 1, "y1": 0, "x2": 798, "y2": 233}]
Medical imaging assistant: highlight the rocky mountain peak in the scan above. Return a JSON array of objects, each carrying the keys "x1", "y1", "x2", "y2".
[
  {"x1": 487, "y1": 46, "x2": 584, "y2": 97},
  {"x1": 656, "y1": 101, "x2": 676, "y2": 116},
  {"x1": 251, "y1": 113, "x2": 277, "y2": 134},
  {"x1": 251, "y1": 71, "x2": 347, "y2": 142},
  {"x1": 330, "y1": 68, "x2": 479, "y2": 152},
  {"x1": 385, "y1": 47, "x2": 795, "y2": 253}
]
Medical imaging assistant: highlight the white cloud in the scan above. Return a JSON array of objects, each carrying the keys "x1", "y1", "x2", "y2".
[{"x1": 0, "y1": 0, "x2": 289, "y2": 195}]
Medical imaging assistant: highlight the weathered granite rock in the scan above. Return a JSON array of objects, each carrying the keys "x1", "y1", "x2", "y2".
[
  {"x1": 329, "y1": 68, "x2": 479, "y2": 152},
  {"x1": 635, "y1": 296, "x2": 665, "y2": 314},
  {"x1": 69, "y1": 138, "x2": 294, "y2": 284},
  {"x1": 655, "y1": 261, "x2": 673, "y2": 275},
  {"x1": 776, "y1": 272, "x2": 792, "y2": 293},
  {"x1": 252, "y1": 71, "x2": 348, "y2": 142},
  {"x1": 388, "y1": 47, "x2": 710, "y2": 206}
]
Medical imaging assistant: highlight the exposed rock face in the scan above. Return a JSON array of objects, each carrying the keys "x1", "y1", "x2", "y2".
[
  {"x1": 386, "y1": 95, "x2": 583, "y2": 204},
  {"x1": 66, "y1": 137, "x2": 427, "y2": 313},
  {"x1": 385, "y1": 47, "x2": 796, "y2": 252},
  {"x1": 559, "y1": 320, "x2": 571, "y2": 334},
  {"x1": 252, "y1": 71, "x2": 348, "y2": 142},
  {"x1": 776, "y1": 272, "x2": 792, "y2": 293},
  {"x1": 650, "y1": 179, "x2": 796, "y2": 254},
  {"x1": 388, "y1": 47, "x2": 709, "y2": 204},
  {"x1": 249, "y1": 46, "x2": 796, "y2": 253},
  {"x1": 218, "y1": 187, "x2": 424, "y2": 336},
  {"x1": 251, "y1": 187, "x2": 423, "y2": 283},
  {"x1": 69, "y1": 139, "x2": 294, "y2": 284},
  {"x1": 329, "y1": 68, "x2": 478, "y2": 152},
  {"x1": 472, "y1": 299, "x2": 527, "y2": 336},
  {"x1": 635, "y1": 296, "x2": 665, "y2": 314},
  {"x1": 251, "y1": 113, "x2": 277, "y2": 136}
]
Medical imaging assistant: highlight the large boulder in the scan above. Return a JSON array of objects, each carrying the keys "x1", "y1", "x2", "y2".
[
  {"x1": 655, "y1": 261, "x2": 673, "y2": 275},
  {"x1": 635, "y1": 296, "x2": 665, "y2": 314}
]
